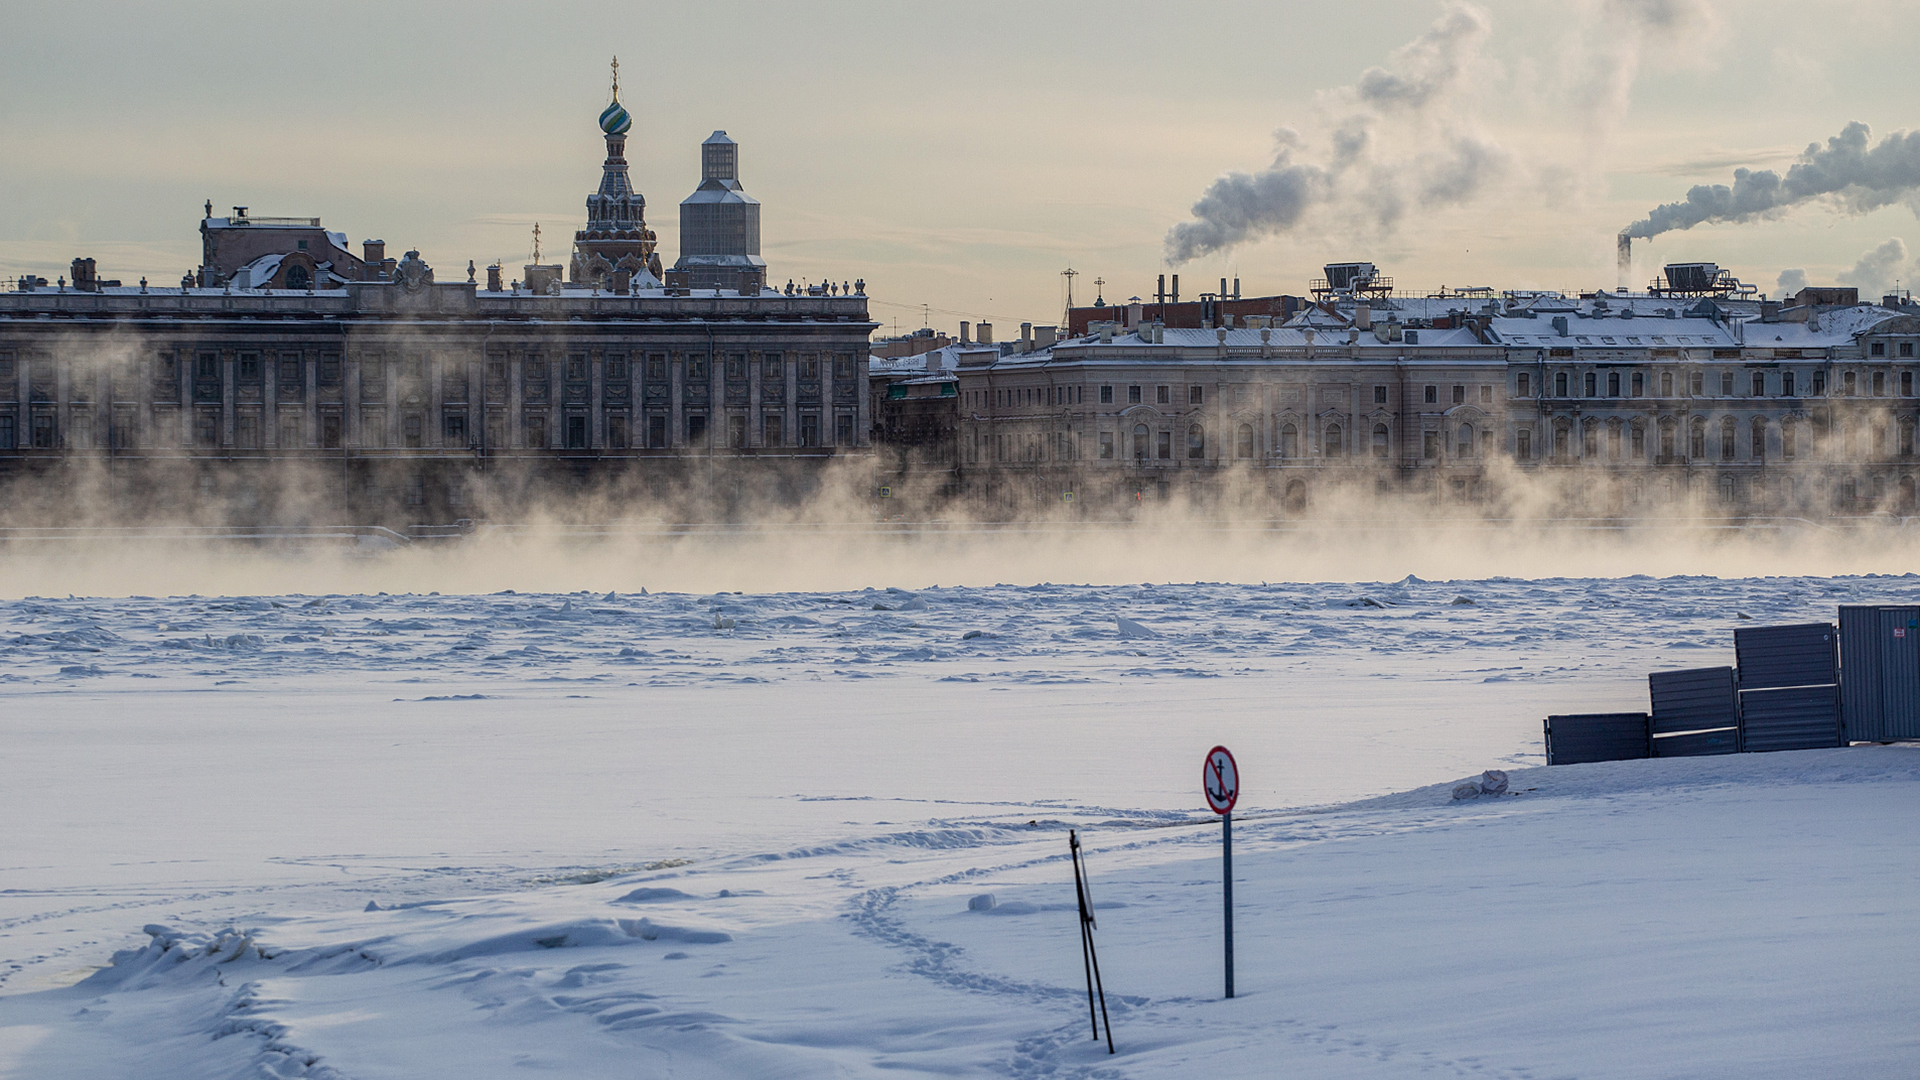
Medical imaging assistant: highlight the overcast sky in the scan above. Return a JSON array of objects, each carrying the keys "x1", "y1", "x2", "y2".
[{"x1": 5, "y1": 1, "x2": 1920, "y2": 335}]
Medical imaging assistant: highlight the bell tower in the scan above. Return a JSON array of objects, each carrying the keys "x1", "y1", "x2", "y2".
[{"x1": 571, "y1": 57, "x2": 663, "y2": 288}]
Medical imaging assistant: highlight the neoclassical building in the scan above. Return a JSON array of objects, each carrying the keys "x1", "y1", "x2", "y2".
[{"x1": 0, "y1": 76, "x2": 874, "y2": 526}]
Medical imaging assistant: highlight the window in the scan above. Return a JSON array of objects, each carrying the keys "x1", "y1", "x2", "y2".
[
  {"x1": 1811, "y1": 371, "x2": 1825, "y2": 395},
  {"x1": 1659, "y1": 419, "x2": 1675, "y2": 459},
  {"x1": 1905, "y1": 371, "x2": 1915, "y2": 396},
  {"x1": 1871, "y1": 342, "x2": 1886, "y2": 357},
  {"x1": 1688, "y1": 372, "x2": 1704, "y2": 395},
  {"x1": 1156, "y1": 385, "x2": 1171, "y2": 405},
  {"x1": 1128, "y1": 385, "x2": 1141, "y2": 404},
  {"x1": 403, "y1": 413, "x2": 423, "y2": 447},
  {"x1": 1481, "y1": 385, "x2": 1493, "y2": 404},
  {"x1": 762, "y1": 354, "x2": 782, "y2": 383},
  {"x1": 688, "y1": 413, "x2": 709, "y2": 444},
  {"x1": 1425, "y1": 431, "x2": 1440, "y2": 459},
  {"x1": 727, "y1": 354, "x2": 747, "y2": 380},
  {"x1": 728, "y1": 414, "x2": 747, "y2": 448},
  {"x1": 1453, "y1": 384, "x2": 1466, "y2": 405},
  {"x1": 1608, "y1": 372, "x2": 1621, "y2": 397},
  {"x1": 0, "y1": 415, "x2": 11, "y2": 450},
  {"x1": 607, "y1": 354, "x2": 629, "y2": 381},
  {"x1": 1582, "y1": 421, "x2": 1597, "y2": 458},
  {"x1": 1374, "y1": 385, "x2": 1388, "y2": 405},
  {"x1": 834, "y1": 356, "x2": 856, "y2": 381},
  {"x1": 1099, "y1": 431, "x2": 1115, "y2": 458},
  {"x1": 761, "y1": 414, "x2": 781, "y2": 447},
  {"x1": 1132, "y1": 424, "x2": 1149, "y2": 460},
  {"x1": 648, "y1": 354, "x2": 668, "y2": 381},
  {"x1": 836, "y1": 414, "x2": 854, "y2": 446},
  {"x1": 1279, "y1": 424, "x2": 1298, "y2": 458},
  {"x1": 1874, "y1": 371, "x2": 1886, "y2": 396},
  {"x1": 1660, "y1": 372, "x2": 1674, "y2": 397},
  {"x1": 321, "y1": 413, "x2": 342, "y2": 449},
  {"x1": 1516, "y1": 372, "x2": 1531, "y2": 397},
  {"x1": 1748, "y1": 371, "x2": 1763, "y2": 397},
  {"x1": 1631, "y1": 371, "x2": 1644, "y2": 396},
  {"x1": 566, "y1": 355, "x2": 588, "y2": 381},
  {"x1": 1782, "y1": 420, "x2": 1797, "y2": 459},
  {"x1": 1238, "y1": 424, "x2": 1255, "y2": 459},
  {"x1": 1904, "y1": 342, "x2": 1916, "y2": 358},
  {"x1": 406, "y1": 473, "x2": 425, "y2": 507},
  {"x1": 1719, "y1": 474, "x2": 1736, "y2": 504},
  {"x1": 1902, "y1": 420, "x2": 1916, "y2": 457},
  {"x1": 1425, "y1": 385, "x2": 1439, "y2": 404},
  {"x1": 280, "y1": 358, "x2": 301, "y2": 385},
  {"x1": 1189, "y1": 385, "x2": 1203, "y2": 405},
  {"x1": 285, "y1": 264, "x2": 310, "y2": 290},
  {"x1": 32, "y1": 412, "x2": 55, "y2": 448},
  {"x1": 1751, "y1": 417, "x2": 1767, "y2": 460},
  {"x1": 1458, "y1": 423, "x2": 1474, "y2": 457},
  {"x1": 690, "y1": 354, "x2": 709, "y2": 381},
  {"x1": 1631, "y1": 423, "x2": 1645, "y2": 458},
  {"x1": 798, "y1": 413, "x2": 818, "y2": 446},
  {"x1": 1720, "y1": 371, "x2": 1734, "y2": 396},
  {"x1": 1783, "y1": 371, "x2": 1797, "y2": 397},
  {"x1": 1371, "y1": 423, "x2": 1389, "y2": 458},
  {"x1": 1582, "y1": 373, "x2": 1596, "y2": 397},
  {"x1": 1099, "y1": 385, "x2": 1114, "y2": 404},
  {"x1": 1324, "y1": 424, "x2": 1343, "y2": 458},
  {"x1": 403, "y1": 354, "x2": 425, "y2": 380},
  {"x1": 1720, "y1": 417, "x2": 1736, "y2": 460},
  {"x1": 1689, "y1": 417, "x2": 1706, "y2": 458},
  {"x1": 1553, "y1": 373, "x2": 1567, "y2": 397},
  {"x1": 320, "y1": 357, "x2": 342, "y2": 385},
  {"x1": 525, "y1": 413, "x2": 547, "y2": 448},
  {"x1": 1516, "y1": 427, "x2": 1531, "y2": 459},
  {"x1": 1187, "y1": 423, "x2": 1205, "y2": 458},
  {"x1": 197, "y1": 353, "x2": 218, "y2": 381},
  {"x1": 1156, "y1": 429, "x2": 1171, "y2": 459},
  {"x1": 444, "y1": 412, "x2": 467, "y2": 443},
  {"x1": 649, "y1": 414, "x2": 668, "y2": 448}
]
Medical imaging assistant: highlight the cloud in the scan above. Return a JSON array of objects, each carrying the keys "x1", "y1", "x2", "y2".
[
  {"x1": 1837, "y1": 238, "x2": 1909, "y2": 297},
  {"x1": 1624, "y1": 121, "x2": 1920, "y2": 239},
  {"x1": 1776, "y1": 267, "x2": 1807, "y2": 294}
]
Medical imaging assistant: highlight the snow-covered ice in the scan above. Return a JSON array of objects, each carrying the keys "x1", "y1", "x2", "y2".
[{"x1": 1, "y1": 575, "x2": 1916, "y2": 1077}]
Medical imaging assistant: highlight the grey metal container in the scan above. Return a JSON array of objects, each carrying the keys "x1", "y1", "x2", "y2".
[
  {"x1": 1838, "y1": 605, "x2": 1920, "y2": 742},
  {"x1": 1544, "y1": 713, "x2": 1650, "y2": 766}
]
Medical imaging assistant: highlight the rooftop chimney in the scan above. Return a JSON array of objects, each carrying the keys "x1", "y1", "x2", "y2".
[
  {"x1": 959, "y1": 320, "x2": 971, "y2": 344},
  {"x1": 364, "y1": 239, "x2": 386, "y2": 267},
  {"x1": 1157, "y1": 274, "x2": 1166, "y2": 305},
  {"x1": 486, "y1": 264, "x2": 503, "y2": 292},
  {"x1": 977, "y1": 321, "x2": 994, "y2": 345},
  {"x1": 1616, "y1": 233, "x2": 1631, "y2": 292},
  {"x1": 1020, "y1": 322, "x2": 1033, "y2": 352},
  {"x1": 1171, "y1": 274, "x2": 1180, "y2": 304}
]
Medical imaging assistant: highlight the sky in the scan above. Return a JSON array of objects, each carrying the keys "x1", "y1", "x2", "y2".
[{"x1": 5, "y1": 1, "x2": 1920, "y2": 336}]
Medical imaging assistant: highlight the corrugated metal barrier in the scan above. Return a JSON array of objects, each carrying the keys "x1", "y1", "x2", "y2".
[
  {"x1": 1648, "y1": 667, "x2": 1740, "y2": 756},
  {"x1": 1543, "y1": 713, "x2": 1650, "y2": 766},
  {"x1": 1838, "y1": 605, "x2": 1920, "y2": 742}
]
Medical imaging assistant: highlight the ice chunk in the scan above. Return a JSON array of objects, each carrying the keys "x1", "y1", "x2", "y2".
[
  {"x1": 1117, "y1": 617, "x2": 1159, "y2": 639},
  {"x1": 967, "y1": 893, "x2": 997, "y2": 912},
  {"x1": 1451, "y1": 782, "x2": 1482, "y2": 801},
  {"x1": 1479, "y1": 769, "x2": 1509, "y2": 796},
  {"x1": 616, "y1": 887, "x2": 694, "y2": 903}
]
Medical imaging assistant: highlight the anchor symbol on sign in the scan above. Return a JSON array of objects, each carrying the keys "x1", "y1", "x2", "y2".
[{"x1": 1207, "y1": 757, "x2": 1236, "y2": 806}]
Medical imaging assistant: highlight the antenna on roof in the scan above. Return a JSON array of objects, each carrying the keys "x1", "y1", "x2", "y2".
[
  {"x1": 531, "y1": 222, "x2": 542, "y2": 264},
  {"x1": 1061, "y1": 266, "x2": 1079, "y2": 325}
]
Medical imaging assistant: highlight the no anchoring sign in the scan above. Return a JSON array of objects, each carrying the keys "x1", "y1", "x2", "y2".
[{"x1": 1203, "y1": 745, "x2": 1238, "y2": 815}]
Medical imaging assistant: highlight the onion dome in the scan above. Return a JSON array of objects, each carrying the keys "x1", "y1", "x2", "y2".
[{"x1": 599, "y1": 100, "x2": 632, "y2": 136}]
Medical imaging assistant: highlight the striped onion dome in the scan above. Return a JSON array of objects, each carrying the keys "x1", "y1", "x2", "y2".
[{"x1": 599, "y1": 100, "x2": 632, "y2": 136}]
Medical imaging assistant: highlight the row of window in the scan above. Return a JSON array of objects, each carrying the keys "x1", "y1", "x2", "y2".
[
  {"x1": 971, "y1": 383, "x2": 1500, "y2": 411},
  {"x1": 1524, "y1": 368, "x2": 1918, "y2": 399}
]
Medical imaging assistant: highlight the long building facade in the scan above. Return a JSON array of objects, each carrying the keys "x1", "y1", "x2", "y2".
[
  {"x1": 0, "y1": 83, "x2": 875, "y2": 526},
  {"x1": 891, "y1": 274, "x2": 1920, "y2": 519}
]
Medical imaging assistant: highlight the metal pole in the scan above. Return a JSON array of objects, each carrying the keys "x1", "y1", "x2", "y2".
[
  {"x1": 1223, "y1": 810, "x2": 1234, "y2": 999},
  {"x1": 1071, "y1": 831, "x2": 1098, "y2": 1040}
]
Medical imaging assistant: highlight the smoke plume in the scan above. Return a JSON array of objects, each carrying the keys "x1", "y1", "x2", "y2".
[
  {"x1": 1837, "y1": 238, "x2": 1910, "y2": 297},
  {"x1": 1164, "y1": 2, "x2": 1498, "y2": 263},
  {"x1": 1625, "y1": 121, "x2": 1920, "y2": 240}
]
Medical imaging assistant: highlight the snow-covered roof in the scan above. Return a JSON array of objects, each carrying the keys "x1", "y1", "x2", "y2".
[{"x1": 1488, "y1": 314, "x2": 1736, "y2": 350}]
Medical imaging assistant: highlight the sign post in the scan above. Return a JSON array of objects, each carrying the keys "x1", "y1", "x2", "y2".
[{"x1": 1203, "y1": 745, "x2": 1239, "y2": 999}]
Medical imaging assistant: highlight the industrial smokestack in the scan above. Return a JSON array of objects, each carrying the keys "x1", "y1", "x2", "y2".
[
  {"x1": 1157, "y1": 274, "x2": 1166, "y2": 304},
  {"x1": 1617, "y1": 233, "x2": 1631, "y2": 291},
  {"x1": 1171, "y1": 274, "x2": 1180, "y2": 304}
]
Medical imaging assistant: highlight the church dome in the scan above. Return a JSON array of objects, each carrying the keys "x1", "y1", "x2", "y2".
[{"x1": 599, "y1": 100, "x2": 631, "y2": 136}]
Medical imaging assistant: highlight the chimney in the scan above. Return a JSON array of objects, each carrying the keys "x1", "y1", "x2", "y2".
[
  {"x1": 1020, "y1": 322, "x2": 1033, "y2": 352},
  {"x1": 977, "y1": 321, "x2": 993, "y2": 345},
  {"x1": 363, "y1": 239, "x2": 386, "y2": 268},
  {"x1": 1220, "y1": 278, "x2": 1228, "y2": 303},
  {"x1": 612, "y1": 269, "x2": 632, "y2": 295},
  {"x1": 1356, "y1": 302, "x2": 1371, "y2": 330},
  {"x1": 1127, "y1": 301, "x2": 1143, "y2": 327},
  {"x1": 1035, "y1": 325, "x2": 1057, "y2": 349},
  {"x1": 959, "y1": 320, "x2": 970, "y2": 344},
  {"x1": 486, "y1": 264, "x2": 503, "y2": 292},
  {"x1": 1233, "y1": 277, "x2": 1241, "y2": 300},
  {"x1": 70, "y1": 257, "x2": 97, "y2": 292},
  {"x1": 1616, "y1": 233, "x2": 1631, "y2": 292},
  {"x1": 1157, "y1": 274, "x2": 1166, "y2": 305},
  {"x1": 1171, "y1": 274, "x2": 1180, "y2": 304}
]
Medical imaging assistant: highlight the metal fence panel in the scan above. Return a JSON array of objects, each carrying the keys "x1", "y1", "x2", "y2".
[
  {"x1": 1733, "y1": 623, "x2": 1836, "y2": 690},
  {"x1": 1651, "y1": 728, "x2": 1740, "y2": 757},
  {"x1": 1739, "y1": 685, "x2": 1841, "y2": 753},
  {"x1": 1874, "y1": 607, "x2": 1920, "y2": 740},
  {"x1": 1838, "y1": 606, "x2": 1881, "y2": 741},
  {"x1": 1544, "y1": 713, "x2": 1650, "y2": 766},
  {"x1": 1648, "y1": 666, "x2": 1738, "y2": 736}
]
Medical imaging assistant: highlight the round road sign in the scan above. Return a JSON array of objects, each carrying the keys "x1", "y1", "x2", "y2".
[{"x1": 1203, "y1": 745, "x2": 1238, "y2": 814}]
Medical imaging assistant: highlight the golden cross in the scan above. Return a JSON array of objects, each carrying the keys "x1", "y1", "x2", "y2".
[{"x1": 611, "y1": 56, "x2": 620, "y2": 103}]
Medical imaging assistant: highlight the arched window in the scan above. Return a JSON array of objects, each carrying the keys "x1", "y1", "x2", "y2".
[
  {"x1": 1630, "y1": 421, "x2": 1645, "y2": 458},
  {"x1": 1719, "y1": 474, "x2": 1736, "y2": 503},
  {"x1": 1458, "y1": 423, "x2": 1475, "y2": 457},
  {"x1": 1902, "y1": 420, "x2": 1916, "y2": 458},
  {"x1": 1658, "y1": 418, "x2": 1676, "y2": 459},
  {"x1": 1553, "y1": 421, "x2": 1570, "y2": 459},
  {"x1": 1372, "y1": 423, "x2": 1390, "y2": 458},
  {"x1": 1516, "y1": 427, "x2": 1532, "y2": 459},
  {"x1": 1902, "y1": 475, "x2": 1917, "y2": 512},
  {"x1": 1132, "y1": 423, "x2": 1149, "y2": 460},
  {"x1": 1236, "y1": 423, "x2": 1254, "y2": 459},
  {"x1": 1719, "y1": 417, "x2": 1735, "y2": 460},
  {"x1": 1187, "y1": 423, "x2": 1205, "y2": 459},
  {"x1": 1283, "y1": 478, "x2": 1307, "y2": 513},
  {"x1": 1660, "y1": 371, "x2": 1674, "y2": 397},
  {"x1": 1324, "y1": 423, "x2": 1343, "y2": 458},
  {"x1": 284, "y1": 264, "x2": 311, "y2": 290},
  {"x1": 1751, "y1": 417, "x2": 1768, "y2": 460},
  {"x1": 1689, "y1": 417, "x2": 1707, "y2": 459},
  {"x1": 1581, "y1": 420, "x2": 1597, "y2": 458},
  {"x1": 1279, "y1": 423, "x2": 1298, "y2": 459},
  {"x1": 1782, "y1": 420, "x2": 1797, "y2": 460}
]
